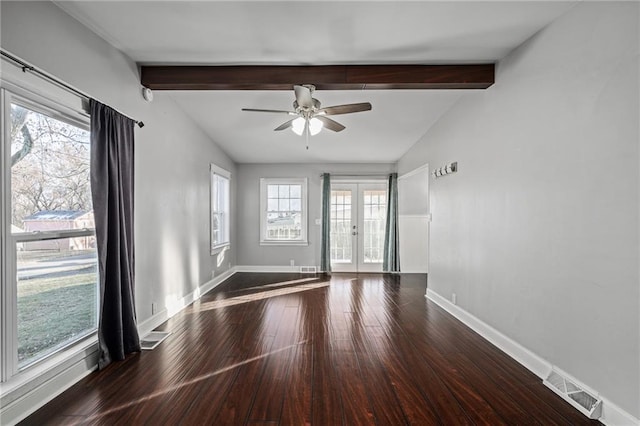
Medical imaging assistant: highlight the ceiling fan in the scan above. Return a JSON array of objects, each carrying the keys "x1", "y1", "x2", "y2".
[{"x1": 241, "y1": 84, "x2": 372, "y2": 138}]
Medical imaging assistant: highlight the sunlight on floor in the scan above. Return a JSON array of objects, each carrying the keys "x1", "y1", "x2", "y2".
[
  {"x1": 80, "y1": 341, "x2": 307, "y2": 424},
  {"x1": 194, "y1": 281, "x2": 330, "y2": 313},
  {"x1": 228, "y1": 276, "x2": 320, "y2": 293}
]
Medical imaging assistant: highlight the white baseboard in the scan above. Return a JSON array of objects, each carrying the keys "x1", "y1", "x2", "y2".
[
  {"x1": 0, "y1": 343, "x2": 98, "y2": 426},
  {"x1": 138, "y1": 266, "x2": 237, "y2": 336},
  {"x1": 425, "y1": 288, "x2": 640, "y2": 426},
  {"x1": 235, "y1": 265, "x2": 301, "y2": 273},
  {"x1": 1, "y1": 267, "x2": 239, "y2": 425},
  {"x1": 425, "y1": 288, "x2": 551, "y2": 378},
  {"x1": 599, "y1": 396, "x2": 640, "y2": 426}
]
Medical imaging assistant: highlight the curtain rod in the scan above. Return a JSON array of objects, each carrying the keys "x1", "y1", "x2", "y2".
[
  {"x1": 1, "y1": 50, "x2": 144, "y2": 128},
  {"x1": 321, "y1": 173, "x2": 391, "y2": 178}
]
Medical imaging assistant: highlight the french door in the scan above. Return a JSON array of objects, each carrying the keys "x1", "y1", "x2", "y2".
[{"x1": 330, "y1": 182, "x2": 387, "y2": 272}]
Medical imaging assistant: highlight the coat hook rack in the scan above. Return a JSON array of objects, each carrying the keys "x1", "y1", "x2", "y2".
[{"x1": 432, "y1": 162, "x2": 458, "y2": 178}]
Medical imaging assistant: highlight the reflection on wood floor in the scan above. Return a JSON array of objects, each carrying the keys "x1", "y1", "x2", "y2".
[{"x1": 22, "y1": 273, "x2": 601, "y2": 425}]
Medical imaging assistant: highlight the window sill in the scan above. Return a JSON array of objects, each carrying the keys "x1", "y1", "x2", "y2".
[
  {"x1": 260, "y1": 241, "x2": 309, "y2": 247},
  {"x1": 211, "y1": 243, "x2": 230, "y2": 255},
  {"x1": 0, "y1": 334, "x2": 98, "y2": 407}
]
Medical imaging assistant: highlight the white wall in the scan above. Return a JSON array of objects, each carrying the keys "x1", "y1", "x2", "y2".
[
  {"x1": 0, "y1": 0, "x2": 236, "y2": 329},
  {"x1": 237, "y1": 163, "x2": 395, "y2": 268},
  {"x1": 398, "y1": 165, "x2": 430, "y2": 273},
  {"x1": 398, "y1": 2, "x2": 639, "y2": 419}
]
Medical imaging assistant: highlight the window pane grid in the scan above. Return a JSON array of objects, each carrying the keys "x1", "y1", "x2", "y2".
[
  {"x1": 330, "y1": 190, "x2": 352, "y2": 262},
  {"x1": 266, "y1": 184, "x2": 302, "y2": 241},
  {"x1": 211, "y1": 172, "x2": 230, "y2": 248},
  {"x1": 363, "y1": 190, "x2": 386, "y2": 263}
]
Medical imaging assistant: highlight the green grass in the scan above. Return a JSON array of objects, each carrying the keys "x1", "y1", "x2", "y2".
[{"x1": 17, "y1": 270, "x2": 98, "y2": 365}]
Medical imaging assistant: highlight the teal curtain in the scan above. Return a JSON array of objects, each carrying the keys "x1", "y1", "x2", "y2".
[
  {"x1": 320, "y1": 173, "x2": 331, "y2": 272},
  {"x1": 383, "y1": 173, "x2": 400, "y2": 272}
]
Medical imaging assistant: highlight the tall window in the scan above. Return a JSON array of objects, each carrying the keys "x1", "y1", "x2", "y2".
[
  {"x1": 210, "y1": 164, "x2": 230, "y2": 252},
  {"x1": 259, "y1": 178, "x2": 308, "y2": 245},
  {"x1": 4, "y1": 93, "x2": 97, "y2": 376}
]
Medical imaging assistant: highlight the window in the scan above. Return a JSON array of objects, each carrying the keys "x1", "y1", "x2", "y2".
[
  {"x1": 260, "y1": 178, "x2": 308, "y2": 245},
  {"x1": 210, "y1": 164, "x2": 230, "y2": 253},
  {"x1": 3, "y1": 92, "x2": 97, "y2": 377}
]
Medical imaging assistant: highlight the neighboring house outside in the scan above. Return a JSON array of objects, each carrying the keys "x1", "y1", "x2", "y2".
[
  {"x1": 267, "y1": 213, "x2": 301, "y2": 240},
  {"x1": 22, "y1": 210, "x2": 95, "y2": 251},
  {"x1": 11, "y1": 224, "x2": 24, "y2": 251}
]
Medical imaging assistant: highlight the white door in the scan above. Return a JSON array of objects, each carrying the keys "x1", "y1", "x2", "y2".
[
  {"x1": 398, "y1": 165, "x2": 430, "y2": 273},
  {"x1": 330, "y1": 182, "x2": 387, "y2": 272}
]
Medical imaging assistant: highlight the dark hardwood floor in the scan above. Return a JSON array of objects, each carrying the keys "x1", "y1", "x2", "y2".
[{"x1": 22, "y1": 273, "x2": 600, "y2": 425}]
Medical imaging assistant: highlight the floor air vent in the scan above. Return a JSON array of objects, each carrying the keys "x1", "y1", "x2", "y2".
[
  {"x1": 140, "y1": 331, "x2": 171, "y2": 350},
  {"x1": 543, "y1": 369, "x2": 602, "y2": 419},
  {"x1": 300, "y1": 266, "x2": 317, "y2": 274}
]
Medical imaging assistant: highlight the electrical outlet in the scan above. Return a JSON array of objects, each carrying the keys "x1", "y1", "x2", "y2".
[
  {"x1": 211, "y1": 270, "x2": 215, "y2": 280},
  {"x1": 451, "y1": 293, "x2": 457, "y2": 305},
  {"x1": 290, "y1": 259, "x2": 295, "y2": 267},
  {"x1": 151, "y1": 302, "x2": 158, "y2": 315}
]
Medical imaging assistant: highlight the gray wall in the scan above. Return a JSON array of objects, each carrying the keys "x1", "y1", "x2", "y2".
[
  {"x1": 237, "y1": 163, "x2": 395, "y2": 267},
  {"x1": 398, "y1": 2, "x2": 639, "y2": 418},
  {"x1": 1, "y1": 1, "x2": 237, "y2": 322}
]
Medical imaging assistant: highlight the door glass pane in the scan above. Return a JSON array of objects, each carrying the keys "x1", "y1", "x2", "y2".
[
  {"x1": 330, "y1": 190, "x2": 352, "y2": 263},
  {"x1": 363, "y1": 190, "x2": 387, "y2": 263}
]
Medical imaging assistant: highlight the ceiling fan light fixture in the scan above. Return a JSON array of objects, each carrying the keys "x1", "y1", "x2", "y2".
[
  {"x1": 244, "y1": 85, "x2": 371, "y2": 138},
  {"x1": 291, "y1": 117, "x2": 305, "y2": 136},
  {"x1": 309, "y1": 117, "x2": 323, "y2": 136}
]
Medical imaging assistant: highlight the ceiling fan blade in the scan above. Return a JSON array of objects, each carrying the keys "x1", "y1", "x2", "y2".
[
  {"x1": 242, "y1": 108, "x2": 296, "y2": 115},
  {"x1": 315, "y1": 116, "x2": 346, "y2": 132},
  {"x1": 294, "y1": 85, "x2": 314, "y2": 108},
  {"x1": 318, "y1": 102, "x2": 372, "y2": 116},
  {"x1": 274, "y1": 118, "x2": 296, "y2": 131}
]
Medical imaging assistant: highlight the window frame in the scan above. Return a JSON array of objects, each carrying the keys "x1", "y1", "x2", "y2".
[
  {"x1": 210, "y1": 164, "x2": 231, "y2": 254},
  {"x1": 259, "y1": 177, "x2": 308, "y2": 246},
  {"x1": 1, "y1": 86, "x2": 97, "y2": 382}
]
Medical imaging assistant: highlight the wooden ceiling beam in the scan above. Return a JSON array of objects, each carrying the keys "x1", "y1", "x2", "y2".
[{"x1": 140, "y1": 64, "x2": 494, "y2": 90}]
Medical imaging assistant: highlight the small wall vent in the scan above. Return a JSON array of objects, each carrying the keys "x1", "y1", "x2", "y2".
[
  {"x1": 543, "y1": 369, "x2": 602, "y2": 419},
  {"x1": 300, "y1": 266, "x2": 317, "y2": 274}
]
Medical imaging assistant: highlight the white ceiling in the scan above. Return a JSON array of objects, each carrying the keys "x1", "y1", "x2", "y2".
[{"x1": 55, "y1": 1, "x2": 576, "y2": 163}]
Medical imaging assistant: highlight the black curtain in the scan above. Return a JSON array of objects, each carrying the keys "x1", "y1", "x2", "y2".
[
  {"x1": 383, "y1": 173, "x2": 400, "y2": 272},
  {"x1": 90, "y1": 99, "x2": 140, "y2": 369}
]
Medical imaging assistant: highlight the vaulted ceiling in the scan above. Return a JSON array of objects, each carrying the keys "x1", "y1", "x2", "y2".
[{"x1": 54, "y1": 1, "x2": 576, "y2": 163}]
